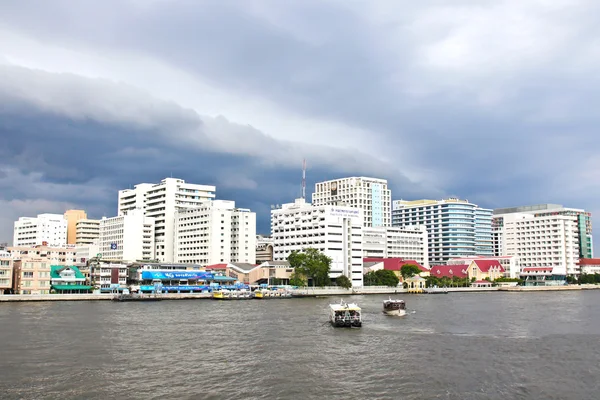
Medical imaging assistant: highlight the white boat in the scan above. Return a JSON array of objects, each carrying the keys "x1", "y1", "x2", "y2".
[
  {"x1": 329, "y1": 299, "x2": 362, "y2": 328},
  {"x1": 382, "y1": 298, "x2": 406, "y2": 316}
]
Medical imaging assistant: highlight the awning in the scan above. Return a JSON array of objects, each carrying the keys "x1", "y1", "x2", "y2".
[{"x1": 52, "y1": 285, "x2": 93, "y2": 291}]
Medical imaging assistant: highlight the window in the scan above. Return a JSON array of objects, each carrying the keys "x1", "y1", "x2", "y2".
[{"x1": 23, "y1": 271, "x2": 34, "y2": 278}]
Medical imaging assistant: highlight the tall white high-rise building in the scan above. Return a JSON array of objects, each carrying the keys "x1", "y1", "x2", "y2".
[
  {"x1": 174, "y1": 200, "x2": 256, "y2": 265},
  {"x1": 99, "y1": 209, "x2": 155, "y2": 262},
  {"x1": 271, "y1": 198, "x2": 364, "y2": 287},
  {"x1": 312, "y1": 177, "x2": 391, "y2": 227},
  {"x1": 117, "y1": 177, "x2": 216, "y2": 262},
  {"x1": 13, "y1": 214, "x2": 67, "y2": 247},
  {"x1": 493, "y1": 204, "x2": 593, "y2": 276},
  {"x1": 392, "y1": 198, "x2": 493, "y2": 265},
  {"x1": 362, "y1": 226, "x2": 429, "y2": 267}
]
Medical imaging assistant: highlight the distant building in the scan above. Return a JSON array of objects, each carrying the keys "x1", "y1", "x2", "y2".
[
  {"x1": 0, "y1": 256, "x2": 13, "y2": 294},
  {"x1": 88, "y1": 261, "x2": 129, "y2": 292},
  {"x1": 447, "y1": 255, "x2": 521, "y2": 279},
  {"x1": 271, "y1": 198, "x2": 364, "y2": 287},
  {"x1": 312, "y1": 177, "x2": 391, "y2": 227},
  {"x1": 174, "y1": 200, "x2": 256, "y2": 265},
  {"x1": 13, "y1": 214, "x2": 67, "y2": 247},
  {"x1": 12, "y1": 258, "x2": 51, "y2": 294},
  {"x1": 363, "y1": 258, "x2": 429, "y2": 283},
  {"x1": 362, "y1": 226, "x2": 429, "y2": 268},
  {"x1": 75, "y1": 241, "x2": 100, "y2": 265},
  {"x1": 577, "y1": 259, "x2": 600, "y2": 275},
  {"x1": 64, "y1": 210, "x2": 87, "y2": 245},
  {"x1": 493, "y1": 204, "x2": 593, "y2": 275},
  {"x1": 7, "y1": 245, "x2": 76, "y2": 265},
  {"x1": 118, "y1": 177, "x2": 216, "y2": 263},
  {"x1": 392, "y1": 198, "x2": 493, "y2": 264},
  {"x1": 75, "y1": 219, "x2": 100, "y2": 245},
  {"x1": 256, "y1": 235, "x2": 274, "y2": 264},
  {"x1": 429, "y1": 265, "x2": 468, "y2": 279},
  {"x1": 50, "y1": 265, "x2": 91, "y2": 293},
  {"x1": 99, "y1": 209, "x2": 155, "y2": 262}
]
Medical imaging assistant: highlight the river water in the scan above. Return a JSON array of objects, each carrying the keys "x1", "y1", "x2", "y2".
[{"x1": 0, "y1": 291, "x2": 599, "y2": 399}]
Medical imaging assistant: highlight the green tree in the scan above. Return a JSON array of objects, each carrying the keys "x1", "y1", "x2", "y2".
[
  {"x1": 289, "y1": 271, "x2": 307, "y2": 287},
  {"x1": 287, "y1": 248, "x2": 332, "y2": 287},
  {"x1": 400, "y1": 264, "x2": 422, "y2": 280},
  {"x1": 363, "y1": 270, "x2": 399, "y2": 286},
  {"x1": 336, "y1": 275, "x2": 352, "y2": 289}
]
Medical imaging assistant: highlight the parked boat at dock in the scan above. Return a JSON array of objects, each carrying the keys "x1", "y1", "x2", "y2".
[
  {"x1": 112, "y1": 293, "x2": 161, "y2": 302},
  {"x1": 382, "y1": 298, "x2": 406, "y2": 316},
  {"x1": 329, "y1": 300, "x2": 362, "y2": 328}
]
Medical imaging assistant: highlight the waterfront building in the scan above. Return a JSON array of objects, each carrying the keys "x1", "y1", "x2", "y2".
[
  {"x1": 429, "y1": 265, "x2": 468, "y2": 279},
  {"x1": 88, "y1": 261, "x2": 128, "y2": 292},
  {"x1": 312, "y1": 177, "x2": 391, "y2": 227},
  {"x1": 578, "y1": 258, "x2": 600, "y2": 275},
  {"x1": 118, "y1": 177, "x2": 216, "y2": 263},
  {"x1": 362, "y1": 226, "x2": 429, "y2": 267},
  {"x1": 362, "y1": 258, "x2": 429, "y2": 282},
  {"x1": 256, "y1": 235, "x2": 274, "y2": 264},
  {"x1": 50, "y1": 265, "x2": 91, "y2": 293},
  {"x1": 174, "y1": 200, "x2": 256, "y2": 265},
  {"x1": 271, "y1": 198, "x2": 364, "y2": 287},
  {"x1": 13, "y1": 213, "x2": 67, "y2": 247},
  {"x1": 447, "y1": 255, "x2": 521, "y2": 279},
  {"x1": 205, "y1": 261, "x2": 294, "y2": 285},
  {"x1": 64, "y1": 210, "x2": 87, "y2": 245},
  {"x1": 99, "y1": 209, "x2": 155, "y2": 262},
  {"x1": 75, "y1": 219, "x2": 100, "y2": 245},
  {"x1": 0, "y1": 256, "x2": 13, "y2": 294},
  {"x1": 466, "y1": 260, "x2": 505, "y2": 281},
  {"x1": 493, "y1": 204, "x2": 592, "y2": 276},
  {"x1": 519, "y1": 267, "x2": 565, "y2": 286},
  {"x1": 392, "y1": 198, "x2": 493, "y2": 264},
  {"x1": 7, "y1": 245, "x2": 76, "y2": 265},
  {"x1": 75, "y1": 241, "x2": 100, "y2": 265},
  {"x1": 12, "y1": 258, "x2": 51, "y2": 294}
]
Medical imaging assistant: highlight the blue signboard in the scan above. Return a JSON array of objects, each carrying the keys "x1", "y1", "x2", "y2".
[
  {"x1": 110, "y1": 243, "x2": 118, "y2": 250},
  {"x1": 140, "y1": 285, "x2": 211, "y2": 292},
  {"x1": 141, "y1": 271, "x2": 214, "y2": 280}
]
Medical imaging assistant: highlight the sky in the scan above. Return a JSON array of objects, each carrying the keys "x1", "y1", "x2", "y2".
[{"x1": 0, "y1": 0, "x2": 599, "y2": 252}]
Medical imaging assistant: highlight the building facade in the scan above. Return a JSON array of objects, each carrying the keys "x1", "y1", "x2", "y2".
[
  {"x1": 7, "y1": 245, "x2": 76, "y2": 265},
  {"x1": 392, "y1": 198, "x2": 493, "y2": 265},
  {"x1": 13, "y1": 214, "x2": 68, "y2": 247},
  {"x1": 447, "y1": 255, "x2": 521, "y2": 278},
  {"x1": 0, "y1": 256, "x2": 13, "y2": 294},
  {"x1": 312, "y1": 177, "x2": 391, "y2": 227},
  {"x1": 64, "y1": 210, "x2": 87, "y2": 245},
  {"x1": 271, "y1": 198, "x2": 364, "y2": 287},
  {"x1": 12, "y1": 258, "x2": 52, "y2": 294},
  {"x1": 493, "y1": 204, "x2": 593, "y2": 275},
  {"x1": 174, "y1": 200, "x2": 257, "y2": 265},
  {"x1": 118, "y1": 177, "x2": 216, "y2": 263},
  {"x1": 256, "y1": 235, "x2": 274, "y2": 264},
  {"x1": 99, "y1": 209, "x2": 155, "y2": 262},
  {"x1": 362, "y1": 226, "x2": 429, "y2": 268},
  {"x1": 75, "y1": 219, "x2": 100, "y2": 245}
]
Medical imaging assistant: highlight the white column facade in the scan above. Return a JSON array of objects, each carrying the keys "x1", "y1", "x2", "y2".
[{"x1": 99, "y1": 209, "x2": 155, "y2": 262}]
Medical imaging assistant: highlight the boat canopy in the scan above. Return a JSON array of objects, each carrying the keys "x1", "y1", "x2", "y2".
[{"x1": 330, "y1": 303, "x2": 361, "y2": 312}]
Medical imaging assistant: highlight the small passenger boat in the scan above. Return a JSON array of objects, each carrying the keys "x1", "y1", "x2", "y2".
[
  {"x1": 212, "y1": 290, "x2": 228, "y2": 299},
  {"x1": 382, "y1": 298, "x2": 406, "y2": 316},
  {"x1": 329, "y1": 300, "x2": 362, "y2": 328}
]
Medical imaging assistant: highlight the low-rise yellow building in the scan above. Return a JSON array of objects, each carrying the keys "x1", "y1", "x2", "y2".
[
  {"x1": 467, "y1": 260, "x2": 505, "y2": 281},
  {"x1": 13, "y1": 258, "x2": 51, "y2": 294}
]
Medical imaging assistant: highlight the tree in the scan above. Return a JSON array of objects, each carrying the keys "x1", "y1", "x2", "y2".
[
  {"x1": 287, "y1": 248, "x2": 332, "y2": 287},
  {"x1": 400, "y1": 264, "x2": 422, "y2": 280},
  {"x1": 289, "y1": 271, "x2": 307, "y2": 287},
  {"x1": 336, "y1": 275, "x2": 352, "y2": 289},
  {"x1": 363, "y1": 270, "x2": 399, "y2": 287}
]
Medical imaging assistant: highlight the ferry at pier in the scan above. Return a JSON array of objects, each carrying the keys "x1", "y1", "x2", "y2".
[
  {"x1": 382, "y1": 298, "x2": 406, "y2": 316},
  {"x1": 329, "y1": 300, "x2": 362, "y2": 328}
]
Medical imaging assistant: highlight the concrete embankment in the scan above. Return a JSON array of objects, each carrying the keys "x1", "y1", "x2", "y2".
[
  {"x1": 0, "y1": 293, "x2": 212, "y2": 302},
  {"x1": 498, "y1": 285, "x2": 600, "y2": 292}
]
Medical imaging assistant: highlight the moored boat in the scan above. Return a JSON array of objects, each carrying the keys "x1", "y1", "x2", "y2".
[
  {"x1": 329, "y1": 299, "x2": 362, "y2": 328},
  {"x1": 382, "y1": 298, "x2": 406, "y2": 316},
  {"x1": 112, "y1": 293, "x2": 161, "y2": 302}
]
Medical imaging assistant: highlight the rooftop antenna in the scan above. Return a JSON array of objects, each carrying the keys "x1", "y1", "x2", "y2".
[{"x1": 302, "y1": 158, "x2": 306, "y2": 199}]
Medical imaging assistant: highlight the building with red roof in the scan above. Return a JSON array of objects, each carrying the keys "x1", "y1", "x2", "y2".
[
  {"x1": 363, "y1": 257, "x2": 429, "y2": 280},
  {"x1": 429, "y1": 265, "x2": 468, "y2": 279},
  {"x1": 577, "y1": 258, "x2": 600, "y2": 275},
  {"x1": 467, "y1": 260, "x2": 505, "y2": 281}
]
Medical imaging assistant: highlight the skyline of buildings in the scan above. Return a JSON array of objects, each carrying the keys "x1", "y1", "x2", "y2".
[{"x1": 7, "y1": 174, "x2": 596, "y2": 282}]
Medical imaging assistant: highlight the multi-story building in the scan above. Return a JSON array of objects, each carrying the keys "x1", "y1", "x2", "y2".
[
  {"x1": 392, "y1": 198, "x2": 493, "y2": 265},
  {"x1": 493, "y1": 204, "x2": 592, "y2": 276},
  {"x1": 312, "y1": 177, "x2": 391, "y2": 227},
  {"x1": 12, "y1": 258, "x2": 52, "y2": 294},
  {"x1": 361, "y1": 226, "x2": 429, "y2": 268},
  {"x1": 64, "y1": 210, "x2": 87, "y2": 245},
  {"x1": 75, "y1": 241, "x2": 100, "y2": 265},
  {"x1": 118, "y1": 177, "x2": 216, "y2": 263},
  {"x1": 88, "y1": 260, "x2": 128, "y2": 292},
  {"x1": 7, "y1": 245, "x2": 76, "y2": 265},
  {"x1": 0, "y1": 256, "x2": 13, "y2": 294},
  {"x1": 99, "y1": 209, "x2": 155, "y2": 262},
  {"x1": 174, "y1": 200, "x2": 256, "y2": 265},
  {"x1": 75, "y1": 219, "x2": 100, "y2": 245},
  {"x1": 256, "y1": 235, "x2": 274, "y2": 264},
  {"x1": 271, "y1": 198, "x2": 364, "y2": 287},
  {"x1": 13, "y1": 214, "x2": 67, "y2": 247}
]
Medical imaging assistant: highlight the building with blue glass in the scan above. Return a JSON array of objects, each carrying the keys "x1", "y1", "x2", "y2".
[{"x1": 392, "y1": 198, "x2": 493, "y2": 265}]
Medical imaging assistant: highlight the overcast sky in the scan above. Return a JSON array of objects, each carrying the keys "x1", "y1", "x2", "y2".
[{"x1": 0, "y1": 0, "x2": 598, "y2": 252}]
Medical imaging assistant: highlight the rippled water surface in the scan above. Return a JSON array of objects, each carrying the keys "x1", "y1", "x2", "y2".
[{"x1": 1, "y1": 291, "x2": 599, "y2": 399}]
